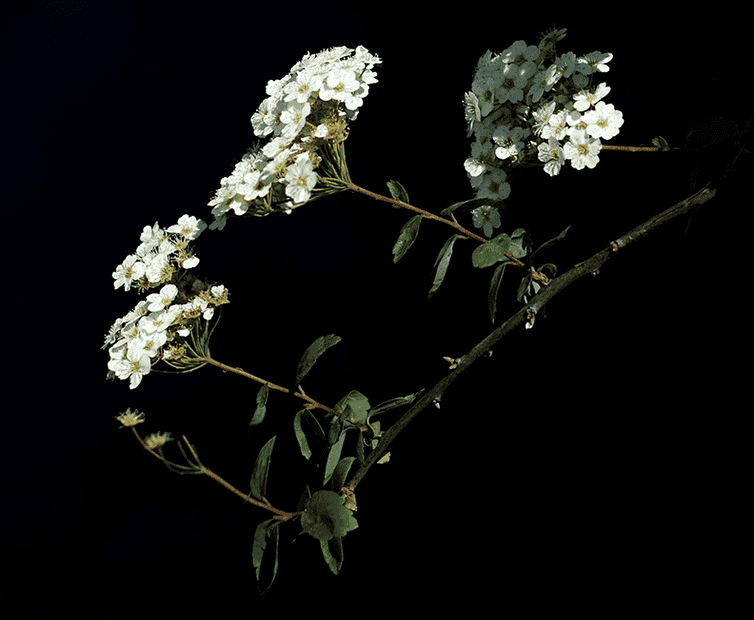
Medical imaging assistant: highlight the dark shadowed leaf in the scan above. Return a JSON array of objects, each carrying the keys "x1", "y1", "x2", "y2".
[
  {"x1": 387, "y1": 179, "x2": 409, "y2": 208},
  {"x1": 293, "y1": 409, "x2": 327, "y2": 461},
  {"x1": 428, "y1": 234, "x2": 460, "y2": 298},
  {"x1": 250, "y1": 383, "x2": 269, "y2": 427},
  {"x1": 295, "y1": 334, "x2": 341, "y2": 388},
  {"x1": 472, "y1": 232, "x2": 510, "y2": 268},
  {"x1": 252, "y1": 518, "x2": 279, "y2": 594},
  {"x1": 488, "y1": 261, "x2": 509, "y2": 323},
  {"x1": 392, "y1": 214, "x2": 422, "y2": 263},
  {"x1": 249, "y1": 435, "x2": 276, "y2": 502}
]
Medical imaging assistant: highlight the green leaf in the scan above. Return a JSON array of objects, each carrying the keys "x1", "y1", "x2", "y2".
[
  {"x1": 324, "y1": 430, "x2": 348, "y2": 486},
  {"x1": 516, "y1": 272, "x2": 532, "y2": 303},
  {"x1": 293, "y1": 409, "x2": 327, "y2": 461},
  {"x1": 440, "y1": 198, "x2": 506, "y2": 216},
  {"x1": 392, "y1": 214, "x2": 422, "y2": 263},
  {"x1": 428, "y1": 234, "x2": 459, "y2": 299},
  {"x1": 295, "y1": 334, "x2": 341, "y2": 388},
  {"x1": 249, "y1": 435, "x2": 276, "y2": 502},
  {"x1": 386, "y1": 179, "x2": 409, "y2": 208},
  {"x1": 333, "y1": 390, "x2": 371, "y2": 424},
  {"x1": 472, "y1": 232, "x2": 510, "y2": 268},
  {"x1": 320, "y1": 535, "x2": 344, "y2": 575},
  {"x1": 330, "y1": 456, "x2": 357, "y2": 492},
  {"x1": 508, "y1": 228, "x2": 528, "y2": 259},
  {"x1": 652, "y1": 136, "x2": 670, "y2": 150},
  {"x1": 531, "y1": 225, "x2": 571, "y2": 263},
  {"x1": 252, "y1": 518, "x2": 279, "y2": 594},
  {"x1": 250, "y1": 383, "x2": 269, "y2": 427},
  {"x1": 301, "y1": 490, "x2": 358, "y2": 542},
  {"x1": 368, "y1": 389, "x2": 425, "y2": 419},
  {"x1": 488, "y1": 261, "x2": 509, "y2": 323}
]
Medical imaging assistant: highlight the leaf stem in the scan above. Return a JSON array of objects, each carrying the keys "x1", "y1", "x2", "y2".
[
  {"x1": 129, "y1": 428, "x2": 297, "y2": 520},
  {"x1": 344, "y1": 181, "x2": 527, "y2": 268},
  {"x1": 201, "y1": 355, "x2": 332, "y2": 413}
]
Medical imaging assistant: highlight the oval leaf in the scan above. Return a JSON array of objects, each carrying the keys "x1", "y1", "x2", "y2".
[
  {"x1": 249, "y1": 435, "x2": 276, "y2": 502},
  {"x1": 392, "y1": 214, "x2": 422, "y2": 263},
  {"x1": 295, "y1": 334, "x2": 341, "y2": 388},
  {"x1": 472, "y1": 233, "x2": 510, "y2": 268},
  {"x1": 324, "y1": 430, "x2": 348, "y2": 486},
  {"x1": 330, "y1": 456, "x2": 357, "y2": 492},
  {"x1": 428, "y1": 234, "x2": 459, "y2": 299},
  {"x1": 293, "y1": 409, "x2": 327, "y2": 462},
  {"x1": 333, "y1": 390, "x2": 371, "y2": 424},
  {"x1": 252, "y1": 518, "x2": 279, "y2": 594},
  {"x1": 250, "y1": 383, "x2": 269, "y2": 427},
  {"x1": 368, "y1": 389, "x2": 425, "y2": 419},
  {"x1": 531, "y1": 225, "x2": 571, "y2": 262},
  {"x1": 488, "y1": 261, "x2": 508, "y2": 323},
  {"x1": 386, "y1": 179, "x2": 409, "y2": 208}
]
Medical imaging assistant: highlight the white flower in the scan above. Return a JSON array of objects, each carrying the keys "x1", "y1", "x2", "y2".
[
  {"x1": 284, "y1": 153, "x2": 317, "y2": 205},
  {"x1": 476, "y1": 167, "x2": 511, "y2": 201},
  {"x1": 572, "y1": 82, "x2": 611, "y2": 112},
  {"x1": 577, "y1": 51, "x2": 613, "y2": 74},
  {"x1": 463, "y1": 91, "x2": 482, "y2": 136},
  {"x1": 582, "y1": 101, "x2": 624, "y2": 140},
  {"x1": 113, "y1": 254, "x2": 145, "y2": 291},
  {"x1": 563, "y1": 129, "x2": 601, "y2": 170},
  {"x1": 167, "y1": 214, "x2": 207, "y2": 240},
  {"x1": 471, "y1": 206, "x2": 502, "y2": 237},
  {"x1": 109, "y1": 348, "x2": 151, "y2": 389},
  {"x1": 464, "y1": 157, "x2": 486, "y2": 178},
  {"x1": 280, "y1": 100, "x2": 311, "y2": 141},
  {"x1": 537, "y1": 137, "x2": 565, "y2": 176},
  {"x1": 146, "y1": 284, "x2": 178, "y2": 312}
]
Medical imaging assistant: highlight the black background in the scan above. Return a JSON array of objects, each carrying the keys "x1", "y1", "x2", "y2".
[{"x1": 1, "y1": 2, "x2": 747, "y2": 614}]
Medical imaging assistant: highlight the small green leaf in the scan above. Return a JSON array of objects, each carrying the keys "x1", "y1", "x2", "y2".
[
  {"x1": 392, "y1": 214, "x2": 422, "y2": 263},
  {"x1": 293, "y1": 409, "x2": 327, "y2": 461},
  {"x1": 368, "y1": 389, "x2": 425, "y2": 419},
  {"x1": 652, "y1": 136, "x2": 670, "y2": 150},
  {"x1": 333, "y1": 390, "x2": 371, "y2": 424},
  {"x1": 428, "y1": 234, "x2": 460, "y2": 299},
  {"x1": 250, "y1": 383, "x2": 269, "y2": 427},
  {"x1": 531, "y1": 225, "x2": 571, "y2": 262},
  {"x1": 252, "y1": 518, "x2": 279, "y2": 594},
  {"x1": 295, "y1": 334, "x2": 341, "y2": 388},
  {"x1": 488, "y1": 261, "x2": 509, "y2": 323},
  {"x1": 249, "y1": 435, "x2": 276, "y2": 502},
  {"x1": 516, "y1": 272, "x2": 532, "y2": 303},
  {"x1": 472, "y1": 232, "x2": 510, "y2": 268},
  {"x1": 330, "y1": 456, "x2": 357, "y2": 492},
  {"x1": 508, "y1": 228, "x2": 528, "y2": 259},
  {"x1": 386, "y1": 179, "x2": 409, "y2": 208},
  {"x1": 320, "y1": 535, "x2": 344, "y2": 575},
  {"x1": 301, "y1": 490, "x2": 358, "y2": 542},
  {"x1": 324, "y1": 430, "x2": 348, "y2": 486}
]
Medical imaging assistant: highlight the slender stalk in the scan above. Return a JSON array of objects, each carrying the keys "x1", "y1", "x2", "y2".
[
  {"x1": 201, "y1": 354, "x2": 332, "y2": 413},
  {"x1": 130, "y1": 428, "x2": 297, "y2": 521},
  {"x1": 344, "y1": 180, "x2": 528, "y2": 269}
]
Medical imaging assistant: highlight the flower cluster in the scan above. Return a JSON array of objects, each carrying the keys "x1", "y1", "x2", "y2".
[
  {"x1": 103, "y1": 214, "x2": 229, "y2": 389},
  {"x1": 207, "y1": 45, "x2": 381, "y2": 230},
  {"x1": 463, "y1": 28, "x2": 623, "y2": 230}
]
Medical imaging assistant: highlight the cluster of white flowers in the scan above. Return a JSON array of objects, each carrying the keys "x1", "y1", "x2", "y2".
[
  {"x1": 463, "y1": 28, "x2": 623, "y2": 210},
  {"x1": 208, "y1": 45, "x2": 381, "y2": 230},
  {"x1": 103, "y1": 214, "x2": 230, "y2": 389}
]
